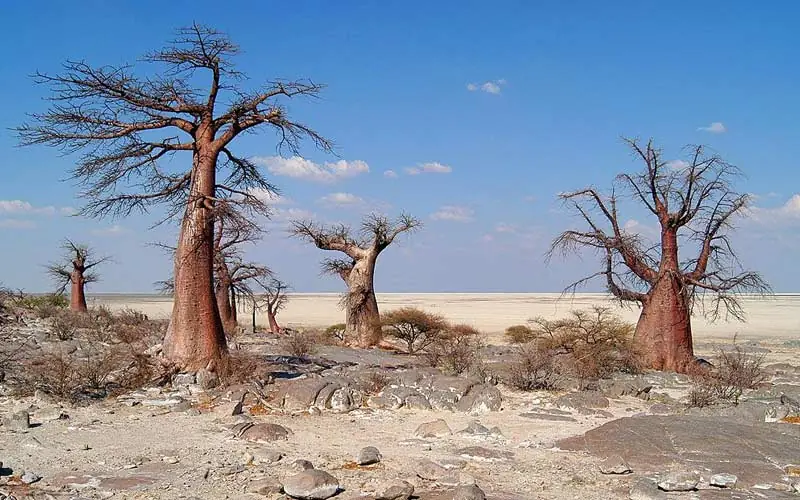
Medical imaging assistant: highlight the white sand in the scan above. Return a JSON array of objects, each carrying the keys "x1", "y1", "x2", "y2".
[{"x1": 89, "y1": 292, "x2": 800, "y2": 342}]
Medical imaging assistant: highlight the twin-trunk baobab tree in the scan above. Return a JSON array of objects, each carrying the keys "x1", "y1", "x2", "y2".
[
  {"x1": 292, "y1": 214, "x2": 421, "y2": 347},
  {"x1": 551, "y1": 139, "x2": 769, "y2": 373},
  {"x1": 46, "y1": 240, "x2": 108, "y2": 312},
  {"x1": 18, "y1": 24, "x2": 330, "y2": 371}
]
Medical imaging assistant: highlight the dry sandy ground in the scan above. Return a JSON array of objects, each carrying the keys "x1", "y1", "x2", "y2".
[{"x1": 91, "y1": 293, "x2": 800, "y2": 343}]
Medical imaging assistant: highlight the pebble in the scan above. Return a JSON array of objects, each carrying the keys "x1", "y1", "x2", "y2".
[
  {"x1": 21, "y1": 471, "x2": 41, "y2": 484},
  {"x1": 376, "y1": 480, "x2": 414, "y2": 500},
  {"x1": 598, "y1": 455, "x2": 632, "y2": 474},
  {"x1": 162, "y1": 456, "x2": 180, "y2": 464},
  {"x1": 709, "y1": 473, "x2": 737, "y2": 488},
  {"x1": 414, "y1": 419, "x2": 452, "y2": 438},
  {"x1": 656, "y1": 470, "x2": 699, "y2": 492},
  {"x1": 291, "y1": 459, "x2": 315, "y2": 471},
  {"x1": 282, "y1": 469, "x2": 339, "y2": 499}
]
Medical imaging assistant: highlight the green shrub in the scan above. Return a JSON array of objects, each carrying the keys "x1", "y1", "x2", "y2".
[
  {"x1": 381, "y1": 307, "x2": 448, "y2": 354},
  {"x1": 505, "y1": 324, "x2": 535, "y2": 344}
]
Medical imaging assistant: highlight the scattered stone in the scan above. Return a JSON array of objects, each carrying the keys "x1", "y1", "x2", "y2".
[
  {"x1": 308, "y1": 406, "x2": 322, "y2": 416},
  {"x1": 291, "y1": 459, "x2": 315, "y2": 471},
  {"x1": 404, "y1": 394, "x2": 433, "y2": 410},
  {"x1": 254, "y1": 450, "x2": 284, "y2": 464},
  {"x1": 656, "y1": 470, "x2": 699, "y2": 492},
  {"x1": 456, "y1": 446, "x2": 513, "y2": 462},
  {"x1": 416, "y1": 459, "x2": 450, "y2": 481},
  {"x1": 556, "y1": 391, "x2": 610, "y2": 409},
  {"x1": 240, "y1": 423, "x2": 292, "y2": 442},
  {"x1": 457, "y1": 421, "x2": 491, "y2": 437},
  {"x1": 376, "y1": 480, "x2": 414, "y2": 500},
  {"x1": 414, "y1": 419, "x2": 452, "y2": 438},
  {"x1": 196, "y1": 369, "x2": 219, "y2": 389},
  {"x1": 629, "y1": 477, "x2": 666, "y2": 500},
  {"x1": 282, "y1": 469, "x2": 340, "y2": 499},
  {"x1": 37, "y1": 407, "x2": 68, "y2": 422},
  {"x1": 519, "y1": 411, "x2": 577, "y2": 422},
  {"x1": 709, "y1": 473, "x2": 737, "y2": 488},
  {"x1": 453, "y1": 484, "x2": 486, "y2": 500},
  {"x1": 4, "y1": 410, "x2": 30, "y2": 431},
  {"x1": 355, "y1": 446, "x2": 382, "y2": 465},
  {"x1": 20, "y1": 471, "x2": 42, "y2": 484},
  {"x1": 456, "y1": 384, "x2": 502, "y2": 414},
  {"x1": 162, "y1": 456, "x2": 180, "y2": 464},
  {"x1": 248, "y1": 478, "x2": 283, "y2": 495},
  {"x1": 172, "y1": 373, "x2": 196, "y2": 386},
  {"x1": 598, "y1": 455, "x2": 632, "y2": 475}
]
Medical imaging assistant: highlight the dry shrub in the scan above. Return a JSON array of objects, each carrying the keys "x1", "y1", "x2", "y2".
[
  {"x1": 381, "y1": 307, "x2": 448, "y2": 354},
  {"x1": 506, "y1": 344, "x2": 560, "y2": 391},
  {"x1": 281, "y1": 331, "x2": 318, "y2": 358},
  {"x1": 220, "y1": 352, "x2": 275, "y2": 385},
  {"x1": 505, "y1": 324, "x2": 535, "y2": 344},
  {"x1": 357, "y1": 371, "x2": 391, "y2": 395},
  {"x1": 51, "y1": 313, "x2": 78, "y2": 340},
  {"x1": 324, "y1": 323, "x2": 347, "y2": 344},
  {"x1": 425, "y1": 324, "x2": 484, "y2": 375},
  {"x1": 687, "y1": 340, "x2": 766, "y2": 407},
  {"x1": 530, "y1": 307, "x2": 639, "y2": 381},
  {"x1": 13, "y1": 293, "x2": 69, "y2": 319}
]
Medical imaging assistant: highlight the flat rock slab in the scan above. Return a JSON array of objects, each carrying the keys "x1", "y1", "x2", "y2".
[{"x1": 557, "y1": 415, "x2": 800, "y2": 488}]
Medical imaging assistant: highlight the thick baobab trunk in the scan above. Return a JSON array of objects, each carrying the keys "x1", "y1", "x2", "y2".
[
  {"x1": 633, "y1": 228, "x2": 694, "y2": 372},
  {"x1": 266, "y1": 305, "x2": 281, "y2": 334},
  {"x1": 215, "y1": 278, "x2": 236, "y2": 333},
  {"x1": 163, "y1": 148, "x2": 228, "y2": 371},
  {"x1": 69, "y1": 270, "x2": 88, "y2": 312},
  {"x1": 344, "y1": 255, "x2": 381, "y2": 348}
]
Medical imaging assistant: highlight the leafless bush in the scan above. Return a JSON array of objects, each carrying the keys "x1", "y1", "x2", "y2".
[
  {"x1": 425, "y1": 324, "x2": 484, "y2": 375},
  {"x1": 220, "y1": 351, "x2": 275, "y2": 385},
  {"x1": 530, "y1": 307, "x2": 639, "y2": 381},
  {"x1": 357, "y1": 371, "x2": 391, "y2": 395},
  {"x1": 506, "y1": 344, "x2": 560, "y2": 391},
  {"x1": 687, "y1": 340, "x2": 766, "y2": 407},
  {"x1": 281, "y1": 331, "x2": 318, "y2": 358},
  {"x1": 324, "y1": 323, "x2": 347, "y2": 344},
  {"x1": 382, "y1": 307, "x2": 448, "y2": 354},
  {"x1": 51, "y1": 313, "x2": 78, "y2": 341},
  {"x1": 505, "y1": 324, "x2": 535, "y2": 344}
]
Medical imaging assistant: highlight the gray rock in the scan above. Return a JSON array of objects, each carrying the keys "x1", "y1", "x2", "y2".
[
  {"x1": 254, "y1": 450, "x2": 284, "y2": 464},
  {"x1": 330, "y1": 387, "x2": 360, "y2": 412},
  {"x1": 519, "y1": 411, "x2": 577, "y2": 422},
  {"x1": 21, "y1": 471, "x2": 41, "y2": 484},
  {"x1": 629, "y1": 478, "x2": 666, "y2": 500},
  {"x1": 404, "y1": 394, "x2": 433, "y2": 410},
  {"x1": 414, "y1": 419, "x2": 452, "y2": 438},
  {"x1": 457, "y1": 421, "x2": 492, "y2": 437},
  {"x1": 598, "y1": 455, "x2": 632, "y2": 474},
  {"x1": 453, "y1": 484, "x2": 486, "y2": 500},
  {"x1": 282, "y1": 469, "x2": 339, "y2": 499},
  {"x1": 368, "y1": 394, "x2": 402, "y2": 410},
  {"x1": 283, "y1": 380, "x2": 331, "y2": 410},
  {"x1": 456, "y1": 446, "x2": 514, "y2": 462},
  {"x1": 240, "y1": 423, "x2": 292, "y2": 442},
  {"x1": 428, "y1": 391, "x2": 459, "y2": 411},
  {"x1": 416, "y1": 459, "x2": 450, "y2": 481},
  {"x1": 376, "y1": 480, "x2": 414, "y2": 500},
  {"x1": 248, "y1": 478, "x2": 283, "y2": 495},
  {"x1": 5, "y1": 410, "x2": 30, "y2": 431},
  {"x1": 556, "y1": 391, "x2": 610, "y2": 409},
  {"x1": 172, "y1": 373, "x2": 196, "y2": 386},
  {"x1": 656, "y1": 470, "x2": 699, "y2": 492},
  {"x1": 37, "y1": 407, "x2": 68, "y2": 422},
  {"x1": 196, "y1": 369, "x2": 219, "y2": 389},
  {"x1": 291, "y1": 459, "x2": 315, "y2": 471},
  {"x1": 456, "y1": 384, "x2": 502, "y2": 414},
  {"x1": 709, "y1": 473, "x2": 737, "y2": 488},
  {"x1": 355, "y1": 446, "x2": 382, "y2": 465}
]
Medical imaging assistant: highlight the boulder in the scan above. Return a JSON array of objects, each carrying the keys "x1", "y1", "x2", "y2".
[
  {"x1": 282, "y1": 469, "x2": 339, "y2": 499},
  {"x1": 428, "y1": 391, "x2": 459, "y2": 411},
  {"x1": 453, "y1": 484, "x2": 487, "y2": 500},
  {"x1": 196, "y1": 369, "x2": 219, "y2": 389},
  {"x1": 709, "y1": 473, "x2": 737, "y2": 488},
  {"x1": 376, "y1": 480, "x2": 414, "y2": 500},
  {"x1": 248, "y1": 478, "x2": 283, "y2": 495},
  {"x1": 283, "y1": 379, "x2": 331, "y2": 411},
  {"x1": 456, "y1": 446, "x2": 513, "y2": 462},
  {"x1": 355, "y1": 446, "x2": 382, "y2": 465},
  {"x1": 240, "y1": 423, "x2": 292, "y2": 442},
  {"x1": 4, "y1": 410, "x2": 30, "y2": 431},
  {"x1": 456, "y1": 385, "x2": 502, "y2": 414},
  {"x1": 405, "y1": 394, "x2": 433, "y2": 410},
  {"x1": 555, "y1": 391, "x2": 610, "y2": 409},
  {"x1": 629, "y1": 477, "x2": 666, "y2": 500},
  {"x1": 598, "y1": 455, "x2": 632, "y2": 475},
  {"x1": 656, "y1": 470, "x2": 699, "y2": 492}
]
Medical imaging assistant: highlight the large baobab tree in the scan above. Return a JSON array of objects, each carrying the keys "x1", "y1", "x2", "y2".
[
  {"x1": 46, "y1": 240, "x2": 108, "y2": 312},
  {"x1": 550, "y1": 138, "x2": 769, "y2": 372},
  {"x1": 18, "y1": 24, "x2": 331, "y2": 371},
  {"x1": 292, "y1": 214, "x2": 421, "y2": 348},
  {"x1": 258, "y1": 277, "x2": 290, "y2": 334}
]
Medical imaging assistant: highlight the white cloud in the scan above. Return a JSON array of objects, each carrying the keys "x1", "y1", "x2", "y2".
[
  {"x1": 430, "y1": 205, "x2": 474, "y2": 222},
  {"x1": 697, "y1": 122, "x2": 727, "y2": 134},
  {"x1": 253, "y1": 156, "x2": 369, "y2": 183},
  {"x1": 91, "y1": 224, "x2": 126, "y2": 236},
  {"x1": 60, "y1": 207, "x2": 77, "y2": 216},
  {"x1": 466, "y1": 79, "x2": 507, "y2": 95},
  {"x1": 0, "y1": 200, "x2": 73, "y2": 216},
  {"x1": 272, "y1": 207, "x2": 315, "y2": 222},
  {"x1": 404, "y1": 162, "x2": 453, "y2": 175},
  {"x1": 666, "y1": 159, "x2": 690, "y2": 171},
  {"x1": 318, "y1": 192, "x2": 365, "y2": 207},
  {"x1": 249, "y1": 188, "x2": 292, "y2": 205},
  {"x1": 383, "y1": 170, "x2": 398, "y2": 179},
  {"x1": 0, "y1": 219, "x2": 36, "y2": 229},
  {"x1": 494, "y1": 223, "x2": 517, "y2": 233},
  {"x1": 747, "y1": 194, "x2": 800, "y2": 224}
]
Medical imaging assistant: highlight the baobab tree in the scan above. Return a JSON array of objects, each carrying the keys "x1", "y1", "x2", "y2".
[
  {"x1": 258, "y1": 277, "x2": 290, "y2": 334},
  {"x1": 46, "y1": 240, "x2": 108, "y2": 312},
  {"x1": 292, "y1": 214, "x2": 421, "y2": 347},
  {"x1": 18, "y1": 24, "x2": 331, "y2": 371},
  {"x1": 550, "y1": 138, "x2": 769, "y2": 373}
]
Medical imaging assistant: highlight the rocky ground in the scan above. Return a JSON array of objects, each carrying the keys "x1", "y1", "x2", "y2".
[{"x1": 2, "y1": 319, "x2": 800, "y2": 499}]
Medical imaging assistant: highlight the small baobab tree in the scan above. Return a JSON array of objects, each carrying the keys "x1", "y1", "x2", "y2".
[
  {"x1": 550, "y1": 138, "x2": 770, "y2": 372},
  {"x1": 257, "y1": 277, "x2": 290, "y2": 334},
  {"x1": 18, "y1": 24, "x2": 331, "y2": 371},
  {"x1": 292, "y1": 214, "x2": 421, "y2": 348},
  {"x1": 46, "y1": 240, "x2": 109, "y2": 312}
]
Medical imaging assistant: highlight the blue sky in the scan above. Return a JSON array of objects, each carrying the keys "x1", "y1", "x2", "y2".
[{"x1": 1, "y1": 1, "x2": 799, "y2": 293}]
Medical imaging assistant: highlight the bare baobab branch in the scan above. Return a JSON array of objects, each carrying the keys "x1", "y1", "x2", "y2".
[{"x1": 549, "y1": 138, "x2": 770, "y2": 372}]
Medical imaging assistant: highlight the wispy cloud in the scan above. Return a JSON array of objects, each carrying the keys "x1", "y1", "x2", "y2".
[
  {"x1": 91, "y1": 224, "x2": 126, "y2": 236},
  {"x1": 666, "y1": 159, "x2": 690, "y2": 171},
  {"x1": 253, "y1": 156, "x2": 369, "y2": 183},
  {"x1": 466, "y1": 79, "x2": 507, "y2": 95},
  {"x1": 272, "y1": 207, "x2": 316, "y2": 222},
  {"x1": 248, "y1": 188, "x2": 293, "y2": 205},
  {"x1": 430, "y1": 205, "x2": 474, "y2": 222},
  {"x1": 0, "y1": 219, "x2": 36, "y2": 229},
  {"x1": 405, "y1": 162, "x2": 453, "y2": 176},
  {"x1": 0, "y1": 200, "x2": 72, "y2": 216},
  {"x1": 383, "y1": 170, "x2": 398, "y2": 179},
  {"x1": 318, "y1": 192, "x2": 365, "y2": 207},
  {"x1": 697, "y1": 122, "x2": 727, "y2": 134}
]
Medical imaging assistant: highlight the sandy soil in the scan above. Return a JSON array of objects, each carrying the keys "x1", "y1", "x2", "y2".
[{"x1": 90, "y1": 293, "x2": 800, "y2": 343}]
